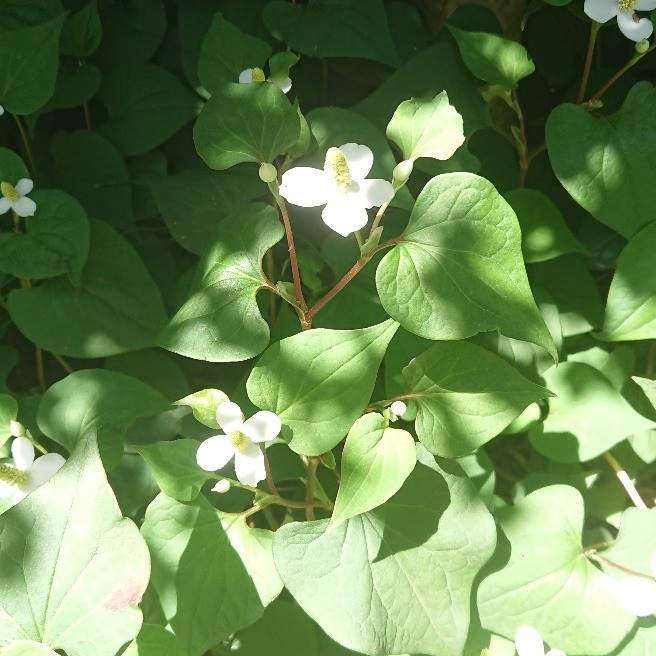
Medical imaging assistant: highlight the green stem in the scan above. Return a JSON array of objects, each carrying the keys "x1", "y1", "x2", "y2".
[
  {"x1": 585, "y1": 42, "x2": 656, "y2": 105},
  {"x1": 261, "y1": 446, "x2": 279, "y2": 496},
  {"x1": 588, "y1": 552, "x2": 655, "y2": 580},
  {"x1": 305, "y1": 457, "x2": 319, "y2": 521},
  {"x1": 368, "y1": 199, "x2": 391, "y2": 236},
  {"x1": 11, "y1": 114, "x2": 36, "y2": 172},
  {"x1": 604, "y1": 452, "x2": 647, "y2": 509},
  {"x1": 577, "y1": 23, "x2": 600, "y2": 105}
]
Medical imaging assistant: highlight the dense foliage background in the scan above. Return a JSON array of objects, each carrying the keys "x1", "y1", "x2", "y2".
[{"x1": 0, "y1": 0, "x2": 656, "y2": 655}]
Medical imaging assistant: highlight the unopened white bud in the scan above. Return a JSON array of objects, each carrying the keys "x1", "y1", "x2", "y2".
[
  {"x1": 636, "y1": 39, "x2": 650, "y2": 54},
  {"x1": 9, "y1": 420, "x2": 26, "y2": 437},
  {"x1": 392, "y1": 159, "x2": 413, "y2": 187},
  {"x1": 212, "y1": 479, "x2": 231, "y2": 494},
  {"x1": 390, "y1": 401, "x2": 407, "y2": 417},
  {"x1": 259, "y1": 162, "x2": 278, "y2": 183},
  {"x1": 0, "y1": 105, "x2": 4, "y2": 116}
]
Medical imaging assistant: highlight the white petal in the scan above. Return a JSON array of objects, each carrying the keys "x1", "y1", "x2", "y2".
[
  {"x1": 636, "y1": 0, "x2": 656, "y2": 10},
  {"x1": 12, "y1": 196, "x2": 36, "y2": 217},
  {"x1": 617, "y1": 11, "x2": 653, "y2": 40},
  {"x1": 196, "y1": 435, "x2": 235, "y2": 471},
  {"x1": 234, "y1": 443, "x2": 266, "y2": 486},
  {"x1": 0, "y1": 480, "x2": 15, "y2": 499},
  {"x1": 515, "y1": 626, "x2": 545, "y2": 656},
  {"x1": 242, "y1": 411, "x2": 282, "y2": 443},
  {"x1": 14, "y1": 178, "x2": 33, "y2": 195},
  {"x1": 239, "y1": 69, "x2": 254, "y2": 84},
  {"x1": 25, "y1": 453, "x2": 65, "y2": 492},
  {"x1": 11, "y1": 437, "x2": 34, "y2": 471},
  {"x1": 279, "y1": 167, "x2": 333, "y2": 207},
  {"x1": 11, "y1": 489, "x2": 27, "y2": 504},
  {"x1": 321, "y1": 197, "x2": 369, "y2": 237},
  {"x1": 0, "y1": 197, "x2": 11, "y2": 214},
  {"x1": 272, "y1": 76, "x2": 292, "y2": 93},
  {"x1": 215, "y1": 402, "x2": 245, "y2": 434},
  {"x1": 615, "y1": 576, "x2": 656, "y2": 616},
  {"x1": 339, "y1": 143, "x2": 374, "y2": 180},
  {"x1": 546, "y1": 651, "x2": 566, "y2": 656},
  {"x1": 584, "y1": 0, "x2": 618, "y2": 22},
  {"x1": 356, "y1": 179, "x2": 394, "y2": 209}
]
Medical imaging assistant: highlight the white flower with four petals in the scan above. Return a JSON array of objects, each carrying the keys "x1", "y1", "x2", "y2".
[
  {"x1": 279, "y1": 143, "x2": 394, "y2": 237},
  {"x1": 0, "y1": 437, "x2": 66, "y2": 506},
  {"x1": 584, "y1": 0, "x2": 656, "y2": 40},
  {"x1": 514, "y1": 626, "x2": 566, "y2": 656},
  {"x1": 239, "y1": 67, "x2": 292, "y2": 93},
  {"x1": 0, "y1": 178, "x2": 36, "y2": 217},
  {"x1": 196, "y1": 401, "x2": 282, "y2": 486}
]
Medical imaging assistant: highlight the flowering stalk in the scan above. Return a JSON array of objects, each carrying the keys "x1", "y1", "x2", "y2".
[
  {"x1": 305, "y1": 457, "x2": 320, "y2": 520},
  {"x1": 577, "y1": 23, "x2": 601, "y2": 105},
  {"x1": 603, "y1": 451, "x2": 647, "y2": 508}
]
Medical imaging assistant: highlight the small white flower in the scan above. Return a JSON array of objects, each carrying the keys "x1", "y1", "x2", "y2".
[
  {"x1": 613, "y1": 554, "x2": 656, "y2": 616},
  {"x1": 584, "y1": 0, "x2": 656, "y2": 41},
  {"x1": 515, "y1": 626, "x2": 566, "y2": 656},
  {"x1": 239, "y1": 67, "x2": 292, "y2": 94},
  {"x1": 390, "y1": 401, "x2": 407, "y2": 417},
  {"x1": 0, "y1": 105, "x2": 4, "y2": 116},
  {"x1": 279, "y1": 143, "x2": 394, "y2": 237},
  {"x1": 0, "y1": 437, "x2": 65, "y2": 506},
  {"x1": 196, "y1": 401, "x2": 282, "y2": 487},
  {"x1": 0, "y1": 178, "x2": 36, "y2": 217}
]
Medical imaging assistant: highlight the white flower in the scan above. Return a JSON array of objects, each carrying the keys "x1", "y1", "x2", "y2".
[
  {"x1": 584, "y1": 0, "x2": 656, "y2": 41},
  {"x1": 0, "y1": 437, "x2": 65, "y2": 506},
  {"x1": 0, "y1": 105, "x2": 4, "y2": 116},
  {"x1": 239, "y1": 67, "x2": 292, "y2": 93},
  {"x1": 196, "y1": 401, "x2": 282, "y2": 487},
  {"x1": 279, "y1": 143, "x2": 394, "y2": 237},
  {"x1": 0, "y1": 178, "x2": 36, "y2": 217},
  {"x1": 515, "y1": 626, "x2": 566, "y2": 656}
]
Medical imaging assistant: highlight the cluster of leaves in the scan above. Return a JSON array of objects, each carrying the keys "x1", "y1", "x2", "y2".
[{"x1": 0, "y1": 1, "x2": 655, "y2": 655}]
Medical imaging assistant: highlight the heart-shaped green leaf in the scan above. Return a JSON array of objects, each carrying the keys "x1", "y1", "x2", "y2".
[
  {"x1": 376, "y1": 173, "x2": 556, "y2": 358},
  {"x1": 478, "y1": 485, "x2": 635, "y2": 655},
  {"x1": 0, "y1": 436, "x2": 150, "y2": 656},
  {"x1": 273, "y1": 446, "x2": 496, "y2": 656},
  {"x1": 403, "y1": 341, "x2": 552, "y2": 457},
  {"x1": 330, "y1": 413, "x2": 416, "y2": 527},
  {"x1": 142, "y1": 493, "x2": 283, "y2": 656},
  {"x1": 546, "y1": 82, "x2": 656, "y2": 239},
  {"x1": 159, "y1": 203, "x2": 283, "y2": 362},
  {"x1": 247, "y1": 320, "x2": 399, "y2": 455},
  {"x1": 194, "y1": 83, "x2": 300, "y2": 169}
]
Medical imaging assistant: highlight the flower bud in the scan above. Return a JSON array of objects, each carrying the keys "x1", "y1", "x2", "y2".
[
  {"x1": 0, "y1": 105, "x2": 4, "y2": 116},
  {"x1": 212, "y1": 479, "x2": 231, "y2": 494},
  {"x1": 392, "y1": 159, "x2": 414, "y2": 187},
  {"x1": 636, "y1": 39, "x2": 650, "y2": 54},
  {"x1": 9, "y1": 420, "x2": 26, "y2": 437},
  {"x1": 390, "y1": 401, "x2": 407, "y2": 418},
  {"x1": 259, "y1": 162, "x2": 278, "y2": 183}
]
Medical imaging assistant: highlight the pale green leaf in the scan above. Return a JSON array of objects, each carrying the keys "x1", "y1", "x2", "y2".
[
  {"x1": 122, "y1": 624, "x2": 185, "y2": 656},
  {"x1": 137, "y1": 439, "x2": 212, "y2": 502},
  {"x1": 37, "y1": 369, "x2": 170, "y2": 467},
  {"x1": 376, "y1": 173, "x2": 556, "y2": 358},
  {"x1": 448, "y1": 26, "x2": 535, "y2": 89},
  {"x1": 247, "y1": 320, "x2": 399, "y2": 455},
  {"x1": 600, "y1": 221, "x2": 656, "y2": 341},
  {"x1": 273, "y1": 446, "x2": 496, "y2": 656},
  {"x1": 478, "y1": 485, "x2": 635, "y2": 654},
  {"x1": 403, "y1": 341, "x2": 551, "y2": 457},
  {"x1": 529, "y1": 362, "x2": 655, "y2": 463},
  {"x1": 0, "y1": 436, "x2": 150, "y2": 656},
  {"x1": 330, "y1": 413, "x2": 416, "y2": 527},
  {"x1": 142, "y1": 493, "x2": 282, "y2": 656},
  {"x1": 0, "y1": 394, "x2": 18, "y2": 448},
  {"x1": 386, "y1": 92, "x2": 465, "y2": 163}
]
